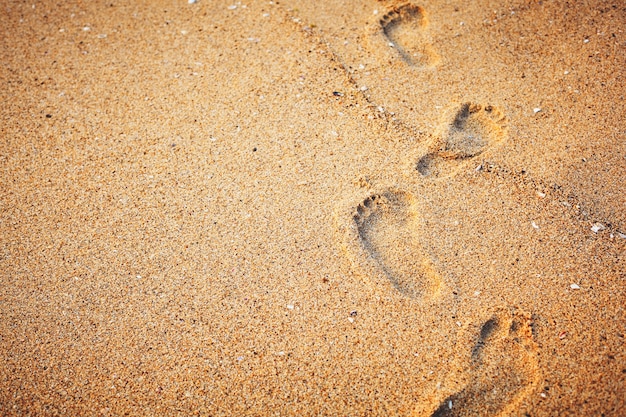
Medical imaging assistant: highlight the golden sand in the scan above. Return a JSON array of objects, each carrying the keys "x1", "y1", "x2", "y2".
[{"x1": 1, "y1": 0, "x2": 624, "y2": 415}]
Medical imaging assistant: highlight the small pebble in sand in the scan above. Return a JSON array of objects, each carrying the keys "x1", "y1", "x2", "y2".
[
  {"x1": 558, "y1": 331, "x2": 567, "y2": 339},
  {"x1": 564, "y1": 70, "x2": 570, "y2": 75},
  {"x1": 583, "y1": 38, "x2": 590, "y2": 43},
  {"x1": 448, "y1": 400, "x2": 453, "y2": 410},
  {"x1": 228, "y1": 5, "x2": 237, "y2": 10},
  {"x1": 373, "y1": 9, "x2": 379, "y2": 15},
  {"x1": 188, "y1": 0, "x2": 197, "y2": 4},
  {"x1": 533, "y1": 107, "x2": 541, "y2": 114},
  {"x1": 536, "y1": 191, "x2": 546, "y2": 198},
  {"x1": 360, "y1": 86, "x2": 368, "y2": 91},
  {"x1": 388, "y1": 42, "x2": 395, "y2": 47},
  {"x1": 333, "y1": 91, "x2": 344, "y2": 97},
  {"x1": 591, "y1": 223, "x2": 605, "y2": 233},
  {"x1": 83, "y1": 26, "x2": 91, "y2": 31},
  {"x1": 541, "y1": 393, "x2": 547, "y2": 398},
  {"x1": 350, "y1": 310, "x2": 357, "y2": 317},
  {"x1": 348, "y1": 317, "x2": 354, "y2": 323},
  {"x1": 618, "y1": 232, "x2": 626, "y2": 239},
  {"x1": 570, "y1": 284, "x2": 580, "y2": 290},
  {"x1": 473, "y1": 291, "x2": 481, "y2": 296},
  {"x1": 532, "y1": 221, "x2": 540, "y2": 229},
  {"x1": 456, "y1": 321, "x2": 462, "y2": 327},
  {"x1": 287, "y1": 304, "x2": 294, "y2": 310}
]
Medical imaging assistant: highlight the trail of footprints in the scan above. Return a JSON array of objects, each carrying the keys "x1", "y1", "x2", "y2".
[
  {"x1": 330, "y1": 1, "x2": 538, "y2": 415},
  {"x1": 346, "y1": 101, "x2": 529, "y2": 415},
  {"x1": 344, "y1": 2, "x2": 530, "y2": 412},
  {"x1": 350, "y1": 101, "x2": 507, "y2": 301}
]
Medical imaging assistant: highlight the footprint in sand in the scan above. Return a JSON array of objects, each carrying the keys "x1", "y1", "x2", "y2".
[
  {"x1": 417, "y1": 102, "x2": 509, "y2": 178},
  {"x1": 378, "y1": 3, "x2": 440, "y2": 67},
  {"x1": 345, "y1": 189, "x2": 443, "y2": 300},
  {"x1": 428, "y1": 308, "x2": 540, "y2": 417}
]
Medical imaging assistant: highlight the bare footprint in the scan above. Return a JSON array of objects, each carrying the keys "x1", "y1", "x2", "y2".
[
  {"x1": 378, "y1": 3, "x2": 440, "y2": 67},
  {"x1": 417, "y1": 103, "x2": 509, "y2": 178},
  {"x1": 428, "y1": 308, "x2": 540, "y2": 416},
  {"x1": 343, "y1": 189, "x2": 443, "y2": 300}
]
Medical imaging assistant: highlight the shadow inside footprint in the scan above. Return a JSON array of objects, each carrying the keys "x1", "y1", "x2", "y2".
[
  {"x1": 353, "y1": 190, "x2": 442, "y2": 299},
  {"x1": 430, "y1": 309, "x2": 540, "y2": 416},
  {"x1": 417, "y1": 103, "x2": 508, "y2": 178},
  {"x1": 380, "y1": 4, "x2": 439, "y2": 67}
]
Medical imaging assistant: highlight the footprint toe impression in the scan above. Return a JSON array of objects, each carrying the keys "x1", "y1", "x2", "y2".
[
  {"x1": 380, "y1": 3, "x2": 439, "y2": 67},
  {"x1": 353, "y1": 190, "x2": 442, "y2": 300},
  {"x1": 431, "y1": 308, "x2": 540, "y2": 416},
  {"x1": 417, "y1": 103, "x2": 509, "y2": 178}
]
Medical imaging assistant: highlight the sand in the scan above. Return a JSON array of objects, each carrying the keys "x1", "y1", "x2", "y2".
[{"x1": 0, "y1": 0, "x2": 624, "y2": 415}]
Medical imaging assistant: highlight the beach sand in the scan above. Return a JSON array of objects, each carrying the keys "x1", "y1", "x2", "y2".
[{"x1": 0, "y1": 0, "x2": 624, "y2": 415}]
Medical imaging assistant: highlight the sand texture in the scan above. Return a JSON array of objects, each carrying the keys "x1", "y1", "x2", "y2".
[{"x1": 1, "y1": 0, "x2": 625, "y2": 415}]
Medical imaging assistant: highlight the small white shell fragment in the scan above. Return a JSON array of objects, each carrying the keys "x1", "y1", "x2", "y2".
[
  {"x1": 456, "y1": 321, "x2": 462, "y2": 327},
  {"x1": 228, "y1": 4, "x2": 237, "y2": 9},
  {"x1": 97, "y1": 34, "x2": 107, "y2": 39},
  {"x1": 532, "y1": 221, "x2": 540, "y2": 229},
  {"x1": 618, "y1": 232, "x2": 626, "y2": 239},
  {"x1": 591, "y1": 223, "x2": 605, "y2": 233},
  {"x1": 536, "y1": 191, "x2": 546, "y2": 198},
  {"x1": 348, "y1": 317, "x2": 354, "y2": 323},
  {"x1": 83, "y1": 26, "x2": 91, "y2": 31},
  {"x1": 181, "y1": 30, "x2": 188, "y2": 35},
  {"x1": 286, "y1": 304, "x2": 294, "y2": 310},
  {"x1": 533, "y1": 107, "x2": 541, "y2": 114},
  {"x1": 583, "y1": 38, "x2": 590, "y2": 43},
  {"x1": 448, "y1": 400, "x2": 453, "y2": 409},
  {"x1": 360, "y1": 85, "x2": 368, "y2": 91},
  {"x1": 389, "y1": 42, "x2": 395, "y2": 47},
  {"x1": 564, "y1": 70, "x2": 569, "y2": 75},
  {"x1": 188, "y1": 0, "x2": 197, "y2": 3},
  {"x1": 540, "y1": 393, "x2": 547, "y2": 398},
  {"x1": 570, "y1": 284, "x2": 580, "y2": 290},
  {"x1": 373, "y1": 9, "x2": 379, "y2": 15},
  {"x1": 473, "y1": 291, "x2": 481, "y2": 296},
  {"x1": 377, "y1": 106, "x2": 384, "y2": 112}
]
